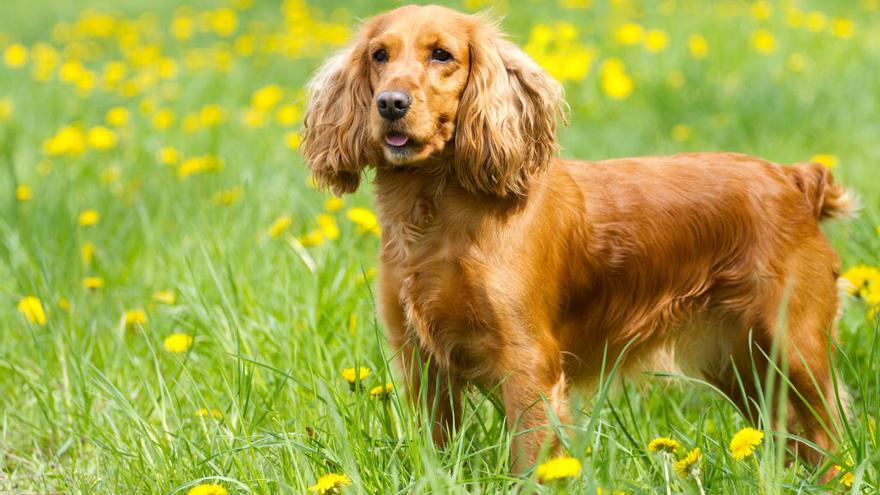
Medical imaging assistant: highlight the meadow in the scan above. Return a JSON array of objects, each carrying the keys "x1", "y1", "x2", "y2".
[{"x1": 1, "y1": 0, "x2": 879, "y2": 493}]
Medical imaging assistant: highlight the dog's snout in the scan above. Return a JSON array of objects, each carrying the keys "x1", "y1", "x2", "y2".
[{"x1": 376, "y1": 91, "x2": 411, "y2": 120}]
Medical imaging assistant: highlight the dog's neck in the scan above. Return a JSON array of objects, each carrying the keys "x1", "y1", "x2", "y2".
[
  {"x1": 374, "y1": 165, "x2": 527, "y2": 223},
  {"x1": 374, "y1": 167, "x2": 449, "y2": 231},
  {"x1": 373, "y1": 165, "x2": 530, "y2": 262}
]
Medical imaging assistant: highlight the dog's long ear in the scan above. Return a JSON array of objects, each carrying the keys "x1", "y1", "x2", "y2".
[
  {"x1": 301, "y1": 30, "x2": 373, "y2": 195},
  {"x1": 454, "y1": 18, "x2": 566, "y2": 197}
]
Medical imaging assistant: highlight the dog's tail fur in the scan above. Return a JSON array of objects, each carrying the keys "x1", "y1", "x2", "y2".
[{"x1": 791, "y1": 162, "x2": 858, "y2": 221}]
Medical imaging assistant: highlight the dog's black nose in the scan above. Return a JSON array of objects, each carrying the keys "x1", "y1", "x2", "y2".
[{"x1": 376, "y1": 91, "x2": 411, "y2": 120}]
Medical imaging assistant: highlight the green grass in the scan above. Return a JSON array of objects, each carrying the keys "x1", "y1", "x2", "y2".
[{"x1": 1, "y1": 0, "x2": 879, "y2": 493}]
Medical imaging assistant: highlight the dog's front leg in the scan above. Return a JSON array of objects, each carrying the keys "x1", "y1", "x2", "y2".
[
  {"x1": 380, "y1": 274, "x2": 462, "y2": 446},
  {"x1": 396, "y1": 339, "x2": 462, "y2": 446},
  {"x1": 501, "y1": 354, "x2": 571, "y2": 474}
]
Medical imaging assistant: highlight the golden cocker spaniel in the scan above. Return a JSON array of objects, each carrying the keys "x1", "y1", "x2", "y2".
[{"x1": 301, "y1": 4, "x2": 853, "y2": 473}]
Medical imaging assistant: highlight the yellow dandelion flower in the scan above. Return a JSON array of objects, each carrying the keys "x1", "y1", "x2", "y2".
[
  {"x1": 285, "y1": 131, "x2": 301, "y2": 150},
  {"x1": 209, "y1": 8, "x2": 238, "y2": 37},
  {"x1": 139, "y1": 98, "x2": 157, "y2": 116},
  {"x1": 196, "y1": 408, "x2": 224, "y2": 419},
  {"x1": 596, "y1": 489, "x2": 626, "y2": 495},
  {"x1": 17, "y1": 296, "x2": 47, "y2": 325},
  {"x1": 152, "y1": 109, "x2": 176, "y2": 130},
  {"x1": 688, "y1": 34, "x2": 708, "y2": 59},
  {"x1": 124, "y1": 309, "x2": 147, "y2": 327},
  {"x1": 163, "y1": 333, "x2": 194, "y2": 353},
  {"x1": 177, "y1": 155, "x2": 223, "y2": 179},
  {"x1": 299, "y1": 229, "x2": 325, "y2": 247},
  {"x1": 171, "y1": 16, "x2": 194, "y2": 41},
  {"x1": 600, "y1": 59, "x2": 634, "y2": 100},
  {"x1": 674, "y1": 448, "x2": 701, "y2": 476},
  {"x1": 644, "y1": 30, "x2": 669, "y2": 52},
  {"x1": 559, "y1": 0, "x2": 590, "y2": 8},
  {"x1": 15, "y1": 184, "x2": 32, "y2": 202},
  {"x1": 751, "y1": 30, "x2": 776, "y2": 54},
  {"x1": 105, "y1": 107, "x2": 130, "y2": 127},
  {"x1": 4, "y1": 43, "x2": 29, "y2": 67},
  {"x1": 82, "y1": 277, "x2": 105, "y2": 290},
  {"x1": 58, "y1": 59, "x2": 84, "y2": 83},
  {"x1": 536, "y1": 456, "x2": 582, "y2": 481},
  {"x1": 233, "y1": 33, "x2": 255, "y2": 56},
  {"x1": 199, "y1": 104, "x2": 225, "y2": 126},
  {"x1": 0, "y1": 97, "x2": 15, "y2": 121},
  {"x1": 671, "y1": 124, "x2": 692, "y2": 142},
  {"x1": 242, "y1": 107, "x2": 266, "y2": 128},
  {"x1": 186, "y1": 483, "x2": 227, "y2": 495},
  {"x1": 834, "y1": 465, "x2": 854, "y2": 487},
  {"x1": 182, "y1": 114, "x2": 201, "y2": 133},
  {"x1": 832, "y1": 18, "x2": 855, "y2": 39},
  {"x1": 102, "y1": 61, "x2": 127, "y2": 87},
  {"x1": 81, "y1": 241, "x2": 95, "y2": 265},
  {"x1": 211, "y1": 186, "x2": 243, "y2": 206},
  {"x1": 58, "y1": 297, "x2": 71, "y2": 311},
  {"x1": 842, "y1": 265, "x2": 880, "y2": 297},
  {"x1": 729, "y1": 427, "x2": 764, "y2": 460},
  {"x1": 308, "y1": 473, "x2": 351, "y2": 494},
  {"x1": 158, "y1": 58, "x2": 178, "y2": 79},
  {"x1": 152, "y1": 290, "x2": 176, "y2": 304},
  {"x1": 78, "y1": 209, "x2": 100, "y2": 227},
  {"x1": 805, "y1": 11, "x2": 827, "y2": 32},
  {"x1": 370, "y1": 383, "x2": 394, "y2": 400},
  {"x1": 276, "y1": 104, "x2": 302, "y2": 125},
  {"x1": 751, "y1": 1, "x2": 773, "y2": 20},
  {"x1": 346, "y1": 207, "x2": 378, "y2": 231},
  {"x1": 43, "y1": 125, "x2": 86, "y2": 156},
  {"x1": 267, "y1": 215, "x2": 292, "y2": 238},
  {"x1": 251, "y1": 84, "x2": 284, "y2": 111},
  {"x1": 785, "y1": 7, "x2": 805, "y2": 28},
  {"x1": 341, "y1": 367, "x2": 371, "y2": 384},
  {"x1": 810, "y1": 153, "x2": 838, "y2": 169},
  {"x1": 615, "y1": 23, "x2": 644, "y2": 45},
  {"x1": 156, "y1": 147, "x2": 180, "y2": 165},
  {"x1": 324, "y1": 197, "x2": 344, "y2": 212},
  {"x1": 341, "y1": 367, "x2": 371, "y2": 382},
  {"x1": 87, "y1": 126, "x2": 117, "y2": 150},
  {"x1": 317, "y1": 214, "x2": 340, "y2": 240},
  {"x1": 525, "y1": 23, "x2": 553, "y2": 53},
  {"x1": 648, "y1": 437, "x2": 681, "y2": 453}
]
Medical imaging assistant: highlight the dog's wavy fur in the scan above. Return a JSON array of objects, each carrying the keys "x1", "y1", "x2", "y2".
[{"x1": 302, "y1": 4, "x2": 853, "y2": 473}]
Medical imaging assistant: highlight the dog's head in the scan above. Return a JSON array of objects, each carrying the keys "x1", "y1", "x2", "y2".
[{"x1": 301, "y1": 5, "x2": 565, "y2": 197}]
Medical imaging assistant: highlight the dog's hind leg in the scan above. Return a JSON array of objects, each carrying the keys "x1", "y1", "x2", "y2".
[{"x1": 501, "y1": 346, "x2": 572, "y2": 474}]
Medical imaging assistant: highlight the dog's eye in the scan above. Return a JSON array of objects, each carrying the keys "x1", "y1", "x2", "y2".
[
  {"x1": 373, "y1": 49, "x2": 388, "y2": 63},
  {"x1": 431, "y1": 48, "x2": 452, "y2": 62}
]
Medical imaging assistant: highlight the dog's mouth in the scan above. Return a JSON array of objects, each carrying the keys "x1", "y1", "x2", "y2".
[
  {"x1": 379, "y1": 125, "x2": 444, "y2": 165},
  {"x1": 384, "y1": 132, "x2": 410, "y2": 149}
]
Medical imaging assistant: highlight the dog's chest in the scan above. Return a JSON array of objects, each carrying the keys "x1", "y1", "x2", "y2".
[
  {"x1": 398, "y1": 255, "x2": 503, "y2": 378},
  {"x1": 382, "y1": 206, "x2": 504, "y2": 378}
]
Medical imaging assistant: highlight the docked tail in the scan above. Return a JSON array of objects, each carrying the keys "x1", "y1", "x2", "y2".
[{"x1": 792, "y1": 162, "x2": 858, "y2": 221}]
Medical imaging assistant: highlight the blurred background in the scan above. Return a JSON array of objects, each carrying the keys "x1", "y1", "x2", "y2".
[{"x1": 1, "y1": 1, "x2": 879, "y2": 493}]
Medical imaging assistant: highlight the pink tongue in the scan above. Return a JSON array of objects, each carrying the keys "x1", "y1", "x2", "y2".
[{"x1": 385, "y1": 133, "x2": 409, "y2": 147}]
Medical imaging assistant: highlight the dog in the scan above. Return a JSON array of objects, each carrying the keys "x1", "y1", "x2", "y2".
[{"x1": 301, "y1": 4, "x2": 853, "y2": 473}]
